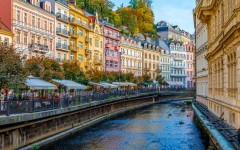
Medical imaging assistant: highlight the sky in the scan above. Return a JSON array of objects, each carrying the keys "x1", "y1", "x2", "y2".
[{"x1": 112, "y1": 0, "x2": 196, "y2": 34}]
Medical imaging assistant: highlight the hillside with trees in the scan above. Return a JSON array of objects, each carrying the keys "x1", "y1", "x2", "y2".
[{"x1": 76, "y1": 0, "x2": 156, "y2": 37}]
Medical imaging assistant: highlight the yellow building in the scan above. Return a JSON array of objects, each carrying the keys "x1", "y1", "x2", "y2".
[
  {"x1": 0, "y1": 20, "x2": 13, "y2": 46},
  {"x1": 195, "y1": 0, "x2": 240, "y2": 128},
  {"x1": 120, "y1": 36, "x2": 143, "y2": 76},
  {"x1": 141, "y1": 40, "x2": 161, "y2": 80},
  {"x1": 84, "y1": 12, "x2": 104, "y2": 71},
  {"x1": 69, "y1": 3, "x2": 91, "y2": 70}
]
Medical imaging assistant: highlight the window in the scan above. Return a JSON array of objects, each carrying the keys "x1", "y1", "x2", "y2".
[
  {"x1": 109, "y1": 50, "x2": 113, "y2": 56},
  {"x1": 110, "y1": 61, "x2": 113, "y2": 67},
  {"x1": 50, "y1": 23, "x2": 52, "y2": 32},
  {"x1": 32, "y1": 16, "x2": 35, "y2": 26},
  {"x1": 44, "y1": 38, "x2": 47, "y2": 45},
  {"x1": 23, "y1": 33, "x2": 27, "y2": 45},
  {"x1": 90, "y1": 38, "x2": 92, "y2": 45},
  {"x1": 64, "y1": 54, "x2": 67, "y2": 60},
  {"x1": 16, "y1": 10, "x2": 20, "y2": 21},
  {"x1": 4, "y1": 38, "x2": 9, "y2": 46},
  {"x1": 24, "y1": 13, "x2": 27, "y2": 24},
  {"x1": 100, "y1": 41, "x2": 103, "y2": 48},
  {"x1": 37, "y1": 36, "x2": 40, "y2": 44},
  {"x1": 78, "y1": 54, "x2": 83, "y2": 61},
  {"x1": 114, "y1": 62, "x2": 118, "y2": 68},
  {"x1": 70, "y1": 53, "x2": 74, "y2": 60},
  {"x1": 77, "y1": 18, "x2": 81, "y2": 23},
  {"x1": 79, "y1": 29, "x2": 83, "y2": 36},
  {"x1": 95, "y1": 39, "x2": 99, "y2": 47},
  {"x1": 106, "y1": 60, "x2": 109, "y2": 66},
  {"x1": 83, "y1": 21, "x2": 87, "y2": 26},
  {"x1": 49, "y1": 40, "x2": 52, "y2": 50},
  {"x1": 31, "y1": 34, "x2": 35, "y2": 44},
  {"x1": 44, "y1": 21, "x2": 47, "y2": 30},
  {"x1": 78, "y1": 42, "x2": 83, "y2": 48},
  {"x1": 16, "y1": 31, "x2": 20, "y2": 44},
  {"x1": 114, "y1": 51, "x2": 118, "y2": 57},
  {"x1": 37, "y1": 18, "x2": 40, "y2": 28}
]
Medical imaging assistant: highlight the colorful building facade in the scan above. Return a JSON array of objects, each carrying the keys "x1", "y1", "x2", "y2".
[
  {"x1": 0, "y1": 20, "x2": 13, "y2": 46},
  {"x1": 101, "y1": 19, "x2": 121, "y2": 72},
  {"x1": 85, "y1": 12, "x2": 104, "y2": 71},
  {"x1": 69, "y1": 2, "x2": 91, "y2": 70},
  {"x1": 186, "y1": 44, "x2": 195, "y2": 88},
  {"x1": 195, "y1": 0, "x2": 240, "y2": 128},
  {"x1": 141, "y1": 40, "x2": 161, "y2": 80},
  {"x1": 0, "y1": 0, "x2": 56, "y2": 59},
  {"x1": 120, "y1": 36, "x2": 143, "y2": 76}
]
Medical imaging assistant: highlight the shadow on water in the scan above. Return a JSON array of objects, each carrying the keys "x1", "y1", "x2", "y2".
[{"x1": 43, "y1": 100, "x2": 208, "y2": 150}]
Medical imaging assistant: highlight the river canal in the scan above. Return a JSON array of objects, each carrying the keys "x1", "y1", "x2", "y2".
[{"x1": 44, "y1": 101, "x2": 207, "y2": 150}]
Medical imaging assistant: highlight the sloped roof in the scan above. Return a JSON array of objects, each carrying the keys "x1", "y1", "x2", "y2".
[{"x1": 0, "y1": 20, "x2": 11, "y2": 32}]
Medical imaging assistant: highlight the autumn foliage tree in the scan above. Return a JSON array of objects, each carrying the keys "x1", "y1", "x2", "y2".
[
  {"x1": 24, "y1": 57, "x2": 64, "y2": 81},
  {"x1": 0, "y1": 44, "x2": 27, "y2": 91}
]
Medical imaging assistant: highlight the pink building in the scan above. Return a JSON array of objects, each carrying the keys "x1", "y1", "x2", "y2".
[
  {"x1": 186, "y1": 44, "x2": 195, "y2": 88},
  {"x1": 101, "y1": 19, "x2": 121, "y2": 72},
  {"x1": 0, "y1": 0, "x2": 56, "y2": 59}
]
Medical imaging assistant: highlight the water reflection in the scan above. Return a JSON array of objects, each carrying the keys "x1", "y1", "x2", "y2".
[{"x1": 45, "y1": 101, "x2": 205, "y2": 150}]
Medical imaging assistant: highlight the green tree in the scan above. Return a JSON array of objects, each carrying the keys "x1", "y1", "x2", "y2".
[{"x1": 0, "y1": 44, "x2": 27, "y2": 91}]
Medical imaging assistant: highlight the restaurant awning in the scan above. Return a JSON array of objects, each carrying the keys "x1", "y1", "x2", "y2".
[
  {"x1": 166, "y1": 81, "x2": 177, "y2": 86},
  {"x1": 25, "y1": 76, "x2": 57, "y2": 90},
  {"x1": 52, "y1": 79, "x2": 87, "y2": 90},
  {"x1": 88, "y1": 81, "x2": 104, "y2": 86},
  {"x1": 125, "y1": 82, "x2": 137, "y2": 87},
  {"x1": 175, "y1": 82, "x2": 185, "y2": 86},
  {"x1": 100, "y1": 82, "x2": 118, "y2": 88},
  {"x1": 112, "y1": 82, "x2": 129, "y2": 87}
]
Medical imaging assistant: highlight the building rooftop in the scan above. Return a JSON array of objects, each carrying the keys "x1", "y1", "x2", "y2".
[{"x1": 0, "y1": 20, "x2": 11, "y2": 32}]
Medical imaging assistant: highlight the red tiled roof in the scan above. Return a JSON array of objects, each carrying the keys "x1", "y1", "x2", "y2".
[{"x1": 0, "y1": 20, "x2": 11, "y2": 32}]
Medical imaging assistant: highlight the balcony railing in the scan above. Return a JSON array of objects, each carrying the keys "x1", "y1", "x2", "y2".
[
  {"x1": 69, "y1": 18, "x2": 92, "y2": 30},
  {"x1": 170, "y1": 74, "x2": 187, "y2": 77},
  {"x1": 28, "y1": 43, "x2": 49, "y2": 53},
  {"x1": 56, "y1": 13, "x2": 69, "y2": 22},
  {"x1": 56, "y1": 43, "x2": 69, "y2": 51},
  {"x1": 69, "y1": 45, "x2": 78, "y2": 52},
  {"x1": 12, "y1": 19, "x2": 54, "y2": 37},
  {"x1": 70, "y1": 32, "x2": 78, "y2": 38},
  {"x1": 56, "y1": 28, "x2": 70, "y2": 37}
]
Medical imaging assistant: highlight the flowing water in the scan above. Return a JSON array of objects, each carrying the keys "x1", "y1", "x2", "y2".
[{"x1": 44, "y1": 101, "x2": 207, "y2": 150}]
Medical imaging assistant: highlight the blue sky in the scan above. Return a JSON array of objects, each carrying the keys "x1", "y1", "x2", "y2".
[{"x1": 112, "y1": 0, "x2": 196, "y2": 34}]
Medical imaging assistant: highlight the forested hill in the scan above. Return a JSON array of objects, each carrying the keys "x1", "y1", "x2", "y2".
[{"x1": 76, "y1": 0, "x2": 157, "y2": 37}]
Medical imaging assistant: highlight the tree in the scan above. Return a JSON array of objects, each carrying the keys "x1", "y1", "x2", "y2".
[
  {"x1": 25, "y1": 57, "x2": 64, "y2": 81},
  {"x1": 62, "y1": 60, "x2": 81, "y2": 81},
  {"x1": 142, "y1": 73, "x2": 152, "y2": 83},
  {"x1": 0, "y1": 44, "x2": 27, "y2": 91},
  {"x1": 156, "y1": 75, "x2": 165, "y2": 86}
]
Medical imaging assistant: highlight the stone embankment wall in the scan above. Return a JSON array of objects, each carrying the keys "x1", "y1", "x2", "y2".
[{"x1": 0, "y1": 93, "x2": 157, "y2": 150}]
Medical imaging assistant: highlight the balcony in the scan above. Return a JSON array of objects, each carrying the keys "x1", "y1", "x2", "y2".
[
  {"x1": 114, "y1": 46, "x2": 119, "y2": 50},
  {"x1": 69, "y1": 46, "x2": 78, "y2": 52},
  {"x1": 56, "y1": 28, "x2": 70, "y2": 37},
  {"x1": 69, "y1": 18, "x2": 92, "y2": 31},
  {"x1": 174, "y1": 57, "x2": 185, "y2": 61},
  {"x1": 93, "y1": 58, "x2": 103, "y2": 65},
  {"x1": 85, "y1": 36, "x2": 90, "y2": 43},
  {"x1": 170, "y1": 74, "x2": 187, "y2": 77},
  {"x1": 104, "y1": 33, "x2": 120, "y2": 40},
  {"x1": 144, "y1": 68, "x2": 150, "y2": 72},
  {"x1": 70, "y1": 32, "x2": 78, "y2": 38},
  {"x1": 105, "y1": 43, "x2": 111, "y2": 48},
  {"x1": 85, "y1": 49, "x2": 91, "y2": 56},
  {"x1": 56, "y1": 43, "x2": 69, "y2": 51},
  {"x1": 28, "y1": 43, "x2": 49, "y2": 53},
  {"x1": 171, "y1": 65, "x2": 185, "y2": 69},
  {"x1": 56, "y1": 13, "x2": 69, "y2": 23}
]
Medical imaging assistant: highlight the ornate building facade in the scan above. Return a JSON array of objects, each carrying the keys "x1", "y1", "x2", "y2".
[
  {"x1": 69, "y1": 2, "x2": 91, "y2": 70},
  {"x1": 0, "y1": 20, "x2": 13, "y2": 46},
  {"x1": 0, "y1": 0, "x2": 56, "y2": 59},
  {"x1": 120, "y1": 36, "x2": 143, "y2": 76},
  {"x1": 194, "y1": 10, "x2": 208, "y2": 106},
  {"x1": 101, "y1": 19, "x2": 121, "y2": 72},
  {"x1": 85, "y1": 12, "x2": 104, "y2": 71},
  {"x1": 195, "y1": 0, "x2": 240, "y2": 128},
  {"x1": 186, "y1": 44, "x2": 195, "y2": 88}
]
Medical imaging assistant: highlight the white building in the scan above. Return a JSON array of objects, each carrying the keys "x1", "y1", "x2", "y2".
[
  {"x1": 195, "y1": 16, "x2": 208, "y2": 106},
  {"x1": 168, "y1": 41, "x2": 187, "y2": 88}
]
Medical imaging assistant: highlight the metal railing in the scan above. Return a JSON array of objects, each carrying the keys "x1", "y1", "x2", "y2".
[
  {"x1": 193, "y1": 99, "x2": 240, "y2": 148},
  {"x1": 0, "y1": 88, "x2": 158, "y2": 116}
]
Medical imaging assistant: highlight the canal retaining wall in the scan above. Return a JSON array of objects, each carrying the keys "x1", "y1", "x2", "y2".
[
  {"x1": 192, "y1": 103, "x2": 235, "y2": 150},
  {"x1": 0, "y1": 93, "x2": 158, "y2": 150}
]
